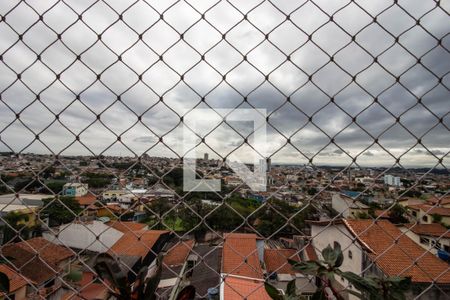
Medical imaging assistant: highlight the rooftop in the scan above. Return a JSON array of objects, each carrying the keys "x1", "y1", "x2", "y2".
[
  {"x1": 222, "y1": 233, "x2": 263, "y2": 279},
  {"x1": 0, "y1": 264, "x2": 28, "y2": 295},
  {"x1": 223, "y1": 276, "x2": 271, "y2": 300},
  {"x1": 344, "y1": 219, "x2": 450, "y2": 284},
  {"x1": 264, "y1": 249, "x2": 300, "y2": 275},
  {"x1": 402, "y1": 223, "x2": 450, "y2": 239},
  {"x1": 109, "y1": 230, "x2": 168, "y2": 258}
]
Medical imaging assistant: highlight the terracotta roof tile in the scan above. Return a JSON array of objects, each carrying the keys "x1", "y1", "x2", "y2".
[
  {"x1": 408, "y1": 204, "x2": 450, "y2": 217},
  {"x1": 264, "y1": 249, "x2": 299, "y2": 275},
  {"x1": 344, "y1": 219, "x2": 450, "y2": 283},
  {"x1": 222, "y1": 233, "x2": 263, "y2": 279},
  {"x1": 403, "y1": 223, "x2": 450, "y2": 238},
  {"x1": 106, "y1": 221, "x2": 147, "y2": 233},
  {"x1": 75, "y1": 194, "x2": 97, "y2": 206},
  {"x1": 109, "y1": 230, "x2": 168, "y2": 258},
  {"x1": 223, "y1": 277, "x2": 271, "y2": 300},
  {"x1": 426, "y1": 196, "x2": 450, "y2": 206},
  {"x1": 305, "y1": 244, "x2": 318, "y2": 261},
  {"x1": 163, "y1": 240, "x2": 195, "y2": 266},
  {"x1": 0, "y1": 264, "x2": 28, "y2": 295},
  {"x1": 5, "y1": 237, "x2": 73, "y2": 267},
  {"x1": 1, "y1": 238, "x2": 74, "y2": 285}
]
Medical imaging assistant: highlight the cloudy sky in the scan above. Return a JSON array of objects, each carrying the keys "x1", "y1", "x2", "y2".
[{"x1": 0, "y1": 0, "x2": 449, "y2": 167}]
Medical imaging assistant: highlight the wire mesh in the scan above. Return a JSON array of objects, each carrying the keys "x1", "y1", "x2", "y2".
[{"x1": 0, "y1": 0, "x2": 449, "y2": 299}]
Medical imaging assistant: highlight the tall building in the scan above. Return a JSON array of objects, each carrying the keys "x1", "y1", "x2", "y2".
[
  {"x1": 204, "y1": 153, "x2": 209, "y2": 161},
  {"x1": 384, "y1": 175, "x2": 401, "y2": 187}
]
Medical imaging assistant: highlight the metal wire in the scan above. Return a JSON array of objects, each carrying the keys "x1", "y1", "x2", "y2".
[{"x1": 0, "y1": 0, "x2": 449, "y2": 299}]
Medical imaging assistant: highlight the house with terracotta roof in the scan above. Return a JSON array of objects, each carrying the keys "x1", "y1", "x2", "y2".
[
  {"x1": 220, "y1": 233, "x2": 270, "y2": 300},
  {"x1": 264, "y1": 248, "x2": 316, "y2": 295},
  {"x1": 0, "y1": 264, "x2": 29, "y2": 300},
  {"x1": 156, "y1": 239, "x2": 195, "y2": 299},
  {"x1": 1, "y1": 237, "x2": 74, "y2": 295},
  {"x1": 108, "y1": 229, "x2": 171, "y2": 282},
  {"x1": 426, "y1": 195, "x2": 450, "y2": 208},
  {"x1": 399, "y1": 223, "x2": 450, "y2": 255},
  {"x1": 310, "y1": 219, "x2": 450, "y2": 300},
  {"x1": 407, "y1": 204, "x2": 450, "y2": 226}
]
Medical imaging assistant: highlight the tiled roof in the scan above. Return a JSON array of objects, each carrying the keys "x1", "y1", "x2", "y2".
[
  {"x1": 75, "y1": 194, "x2": 97, "y2": 206},
  {"x1": 408, "y1": 204, "x2": 450, "y2": 217},
  {"x1": 163, "y1": 240, "x2": 195, "y2": 266},
  {"x1": 403, "y1": 223, "x2": 450, "y2": 238},
  {"x1": 1, "y1": 238, "x2": 74, "y2": 285},
  {"x1": 344, "y1": 219, "x2": 450, "y2": 283},
  {"x1": 223, "y1": 276, "x2": 271, "y2": 300},
  {"x1": 222, "y1": 233, "x2": 263, "y2": 279},
  {"x1": 305, "y1": 244, "x2": 318, "y2": 261},
  {"x1": 5, "y1": 237, "x2": 74, "y2": 267},
  {"x1": 106, "y1": 221, "x2": 147, "y2": 233},
  {"x1": 426, "y1": 196, "x2": 450, "y2": 206},
  {"x1": 0, "y1": 264, "x2": 28, "y2": 294},
  {"x1": 109, "y1": 230, "x2": 168, "y2": 258},
  {"x1": 264, "y1": 249, "x2": 300, "y2": 275}
]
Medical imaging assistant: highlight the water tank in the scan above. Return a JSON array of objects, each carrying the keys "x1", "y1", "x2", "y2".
[{"x1": 207, "y1": 287, "x2": 219, "y2": 300}]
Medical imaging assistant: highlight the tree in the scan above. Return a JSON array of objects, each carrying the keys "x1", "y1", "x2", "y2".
[
  {"x1": 42, "y1": 196, "x2": 82, "y2": 226},
  {"x1": 2, "y1": 211, "x2": 30, "y2": 244},
  {"x1": 388, "y1": 204, "x2": 408, "y2": 224}
]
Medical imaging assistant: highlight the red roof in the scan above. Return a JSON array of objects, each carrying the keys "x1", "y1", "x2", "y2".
[
  {"x1": 264, "y1": 249, "x2": 300, "y2": 275},
  {"x1": 109, "y1": 230, "x2": 168, "y2": 258},
  {"x1": 75, "y1": 194, "x2": 97, "y2": 206},
  {"x1": 0, "y1": 264, "x2": 28, "y2": 295},
  {"x1": 8, "y1": 237, "x2": 74, "y2": 266},
  {"x1": 223, "y1": 276, "x2": 271, "y2": 300},
  {"x1": 426, "y1": 196, "x2": 450, "y2": 206},
  {"x1": 222, "y1": 233, "x2": 263, "y2": 279},
  {"x1": 1, "y1": 238, "x2": 74, "y2": 285},
  {"x1": 305, "y1": 244, "x2": 318, "y2": 261},
  {"x1": 106, "y1": 221, "x2": 147, "y2": 233},
  {"x1": 163, "y1": 240, "x2": 195, "y2": 266},
  {"x1": 408, "y1": 204, "x2": 450, "y2": 217},
  {"x1": 344, "y1": 219, "x2": 450, "y2": 283},
  {"x1": 403, "y1": 223, "x2": 450, "y2": 238}
]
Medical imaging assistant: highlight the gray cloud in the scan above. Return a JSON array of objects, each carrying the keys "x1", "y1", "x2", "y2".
[{"x1": 0, "y1": 0, "x2": 449, "y2": 167}]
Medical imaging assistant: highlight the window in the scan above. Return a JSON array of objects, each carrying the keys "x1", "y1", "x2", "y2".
[
  {"x1": 422, "y1": 215, "x2": 428, "y2": 222},
  {"x1": 444, "y1": 245, "x2": 450, "y2": 253},
  {"x1": 431, "y1": 240, "x2": 442, "y2": 250},
  {"x1": 411, "y1": 211, "x2": 417, "y2": 217},
  {"x1": 348, "y1": 250, "x2": 353, "y2": 259},
  {"x1": 420, "y1": 237, "x2": 430, "y2": 245}
]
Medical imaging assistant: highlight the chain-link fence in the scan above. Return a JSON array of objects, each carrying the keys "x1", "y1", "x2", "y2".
[{"x1": 0, "y1": 0, "x2": 449, "y2": 299}]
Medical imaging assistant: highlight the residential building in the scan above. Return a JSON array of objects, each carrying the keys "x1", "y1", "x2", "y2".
[
  {"x1": 407, "y1": 204, "x2": 450, "y2": 226},
  {"x1": 264, "y1": 248, "x2": 316, "y2": 295},
  {"x1": 384, "y1": 175, "x2": 402, "y2": 187},
  {"x1": 62, "y1": 183, "x2": 88, "y2": 197},
  {"x1": 108, "y1": 229, "x2": 171, "y2": 281},
  {"x1": 43, "y1": 220, "x2": 124, "y2": 252},
  {"x1": 331, "y1": 193, "x2": 369, "y2": 219},
  {"x1": 310, "y1": 219, "x2": 450, "y2": 300},
  {"x1": 220, "y1": 233, "x2": 271, "y2": 300},
  {"x1": 399, "y1": 223, "x2": 450, "y2": 254},
  {"x1": 0, "y1": 264, "x2": 29, "y2": 300},
  {"x1": 1, "y1": 238, "x2": 74, "y2": 295}
]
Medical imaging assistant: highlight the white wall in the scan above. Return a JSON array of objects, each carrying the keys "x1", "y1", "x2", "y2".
[
  {"x1": 43, "y1": 221, "x2": 123, "y2": 252},
  {"x1": 311, "y1": 224, "x2": 363, "y2": 300},
  {"x1": 331, "y1": 194, "x2": 350, "y2": 218}
]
